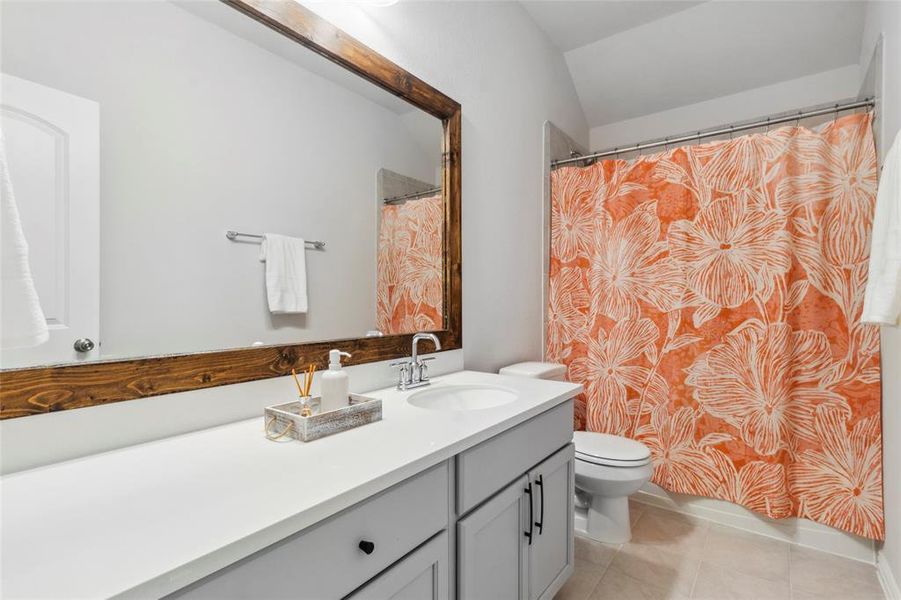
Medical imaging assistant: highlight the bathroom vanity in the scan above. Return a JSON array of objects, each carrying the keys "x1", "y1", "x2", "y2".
[{"x1": 0, "y1": 371, "x2": 580, "y2": 599}]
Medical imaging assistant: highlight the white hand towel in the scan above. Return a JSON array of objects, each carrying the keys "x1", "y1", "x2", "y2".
[
  {"x1": 862, "y1": 130, "x2": 901, "y2": 326},
  {"x1": 259, "y1": 234, "x2": 308, "y2": 314},
  {"x1": 0, "y1": 134, "x2": 49, "y2": 348}
]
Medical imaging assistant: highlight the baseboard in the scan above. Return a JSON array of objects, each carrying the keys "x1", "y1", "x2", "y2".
[
  {"x1": 878, "y1": 550, "x2": 901, "y2": 600},
  {"x1": 632, "y1": 487, "x2": 877, "y2": 564}
]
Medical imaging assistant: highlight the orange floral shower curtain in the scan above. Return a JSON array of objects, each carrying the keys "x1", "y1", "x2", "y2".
[
  {"x1": 548, "y1": 113, "x2": 884, "y2": 540},
  {"x1": 377, "y1": 195, "x2": 444, "y2": 334}
]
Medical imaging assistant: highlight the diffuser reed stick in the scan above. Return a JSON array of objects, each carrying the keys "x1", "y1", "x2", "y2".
[
  {"x1": 290, "y1": 368, "x2": 305, "y2": 397},
  {"x1": 304, "y1": 364, "x2": 315, "y2": 396}
]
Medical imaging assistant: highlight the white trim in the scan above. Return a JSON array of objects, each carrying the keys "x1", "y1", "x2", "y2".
[
  {"x1": 632, "y1": 488, "x2": 877, "y2": 564},
  {"x1": 879, "y1": 550, "x2": 901, "y2": 600}
]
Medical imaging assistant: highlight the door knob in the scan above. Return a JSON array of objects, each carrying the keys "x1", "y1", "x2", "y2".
[{"x1": 73, "y1": 338, "x2": 95, "y2": 353}]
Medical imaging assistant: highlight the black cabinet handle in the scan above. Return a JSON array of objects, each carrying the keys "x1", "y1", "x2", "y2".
[
  {"x1": 534, "y1": 474, "x2": 544, "y2": 535},
  {"x1": 524, "y1": 482, "x2": 534, "y2": 545},
  {"x1": 358, "y1": 540, "x2": 375, "y2": 555}
]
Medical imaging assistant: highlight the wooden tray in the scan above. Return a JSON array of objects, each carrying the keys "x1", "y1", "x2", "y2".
[{"x1": 264, "y1": 394, "x2": 382, "y2": 442}]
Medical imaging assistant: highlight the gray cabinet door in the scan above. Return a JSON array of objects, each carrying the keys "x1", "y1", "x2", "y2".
[
  {"x1": 528, "y1": 444, "x2": 575, "y2": 600},
  {"x1": 349, "y1": 531, "x2": 449, "y2": 600},
  {"x1": 457, "y1": 475, "x2": 530, "y2": 600}
]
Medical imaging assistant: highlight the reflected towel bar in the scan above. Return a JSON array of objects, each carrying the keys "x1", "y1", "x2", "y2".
[{"x1": 226, "y1": 230, "x2": 326, "y2": 250}]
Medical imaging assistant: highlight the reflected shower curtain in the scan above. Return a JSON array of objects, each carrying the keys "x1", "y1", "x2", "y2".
[
  {"x1": 548, "y1": 113, "x2": 884, "y2": 539},
  {"x1": 376, "y1": 195, "x2": 444, "y2": 334}
]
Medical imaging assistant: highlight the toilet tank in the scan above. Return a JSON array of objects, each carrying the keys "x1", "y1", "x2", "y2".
[{"x1": 498, "y1": 361, "x2": 567, "y2": 381}]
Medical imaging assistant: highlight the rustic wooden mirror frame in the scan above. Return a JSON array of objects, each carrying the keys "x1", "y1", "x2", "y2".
[{"x1": 0, "y1": 0, "x2": 461, "y2": 420}]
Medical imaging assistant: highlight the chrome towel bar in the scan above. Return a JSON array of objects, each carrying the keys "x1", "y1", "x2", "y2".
[{"x1": 226, "y1": 230, "x2": 325, "y2": 250}]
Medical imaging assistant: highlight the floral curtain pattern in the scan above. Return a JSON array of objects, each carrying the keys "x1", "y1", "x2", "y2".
[
  {"x1": 377, "y1": 195, "x2": 444, "y2": 334},
  {"x1": 548, "y1": 114, "x2": 884, "y2": 540}
]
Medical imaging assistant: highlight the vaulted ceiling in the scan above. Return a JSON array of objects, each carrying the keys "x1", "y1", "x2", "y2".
[{"x1": 520, "y1": 1, "x2": 868, "y2": 128}]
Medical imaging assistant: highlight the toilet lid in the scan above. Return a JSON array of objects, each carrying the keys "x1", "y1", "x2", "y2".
[
  {"x1": 574, "y1": 431, "x2": 651, "y2": 467},
  {"x1": 498, "y1": 362, "x2": 566, "y2": 380}
]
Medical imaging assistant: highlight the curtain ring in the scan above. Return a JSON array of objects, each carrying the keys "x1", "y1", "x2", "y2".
[
  {"x1": 614, "y1": 147, "x2": 619, "y2": 159},
  {"x1": 765, "y1": 117, "x2": 771, "y2": 134},
  {"x1": 696, "y1": 131, "x2": 702, "y2": 146},
  {"x1": 729, "y1": 125, "x2": 735, "y2": 140},
  {"x1": 796, "y1": 111, "x2": 803, "y2": 128},
  {"x1": 663, "y1": 137, "x2": 669, "y2": 152},
  {"x1": 833, "y1": 103, "x2": 840, "y2": 123}
]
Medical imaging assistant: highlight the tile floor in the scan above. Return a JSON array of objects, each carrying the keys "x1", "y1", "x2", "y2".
[{"x1": 555, "y1": 503, "x2": 884, "y2": 600}]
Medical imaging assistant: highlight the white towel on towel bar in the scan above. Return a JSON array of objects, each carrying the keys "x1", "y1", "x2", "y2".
[
  {"x1": 862, "y1": 130, "x2": 901, "y2": 326},
  {"x1": 259, "y1": 234, "x2": 308, "y2": 314},
  {"x1": 0, "y1": 134, "x2": 49, "y2": 348}
]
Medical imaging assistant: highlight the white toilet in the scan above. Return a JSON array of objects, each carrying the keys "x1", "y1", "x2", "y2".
[
  {"x1": 499, "y1": 362, "x2": 654, "y2": 544},
  {"x1": 571, "y1": 431, "x2": 652, "y2": 543}
]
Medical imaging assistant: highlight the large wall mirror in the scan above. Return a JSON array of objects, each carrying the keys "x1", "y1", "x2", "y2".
[{"x1": 0, "y1": 0, "x2": 461, "y2": 418}]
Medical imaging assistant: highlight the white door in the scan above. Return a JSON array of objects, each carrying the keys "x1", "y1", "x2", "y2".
[{"x1": 0, "y1": 73, "x2": 99, "y2": 367}]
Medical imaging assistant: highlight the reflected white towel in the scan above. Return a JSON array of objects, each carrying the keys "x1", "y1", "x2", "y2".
[
  {"x1": 862, "y1": 131, "x2": 901, "y2": 326},
  {"x1": 259, "y1": 234, "x2": 308, "y2": 314},
  {"x1": 0, "y1": 135, "x2": 49, "y2": 347}
]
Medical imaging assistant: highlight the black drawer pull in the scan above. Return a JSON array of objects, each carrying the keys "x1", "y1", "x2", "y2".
[
  {"x1": 534, "y1": 474, "x2": 544, "y2": 535},
  {"x1": 358, "y1": 540, "x2": 375, "y2": 555},
  {"x1": 524, "y1": 482, "x2": 534, "y2": 545}
]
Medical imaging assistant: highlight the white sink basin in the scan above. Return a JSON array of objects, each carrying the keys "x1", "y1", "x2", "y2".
[{"x1": 407, "y1": 384, "x2": 518, "y2": 411}]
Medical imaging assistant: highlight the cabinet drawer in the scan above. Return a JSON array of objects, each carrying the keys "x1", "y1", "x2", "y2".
[
  {"x1": 170, "y1": 461, "x2": 449, "y2": 600},
  {"x1": 348, "y1": 531, "x2": 449, "y2": 600},
  {"x1": 456, "y1": 400, "x2": 573, "y2": 516}
]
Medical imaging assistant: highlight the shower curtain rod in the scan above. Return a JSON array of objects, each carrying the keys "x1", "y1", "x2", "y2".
[
  {"x1": 552, "y1": 97, "x2": 875, "y2": 168},
  {"x1": 383, "y1": 186, "x2": 442, "y2": 205}
]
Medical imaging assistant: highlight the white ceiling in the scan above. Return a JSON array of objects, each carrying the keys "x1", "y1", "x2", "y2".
[
  {"x1": 520, "y1": 1, "x2": 704, "y2": 52},
  {"x1": 521, "y1": 1, "x2": 867, "y2": 128}
]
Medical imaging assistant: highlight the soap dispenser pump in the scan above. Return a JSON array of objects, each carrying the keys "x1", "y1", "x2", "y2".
[{"x1": 320, "y1": 349, "x2": 352, "y2": 413}]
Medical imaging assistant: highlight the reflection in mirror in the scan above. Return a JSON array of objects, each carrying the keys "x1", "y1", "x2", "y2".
[
  {"x1": 0, "y1": 0, "x2": 445, "y2": 370},
  {"x1": 376, "y1": 169, "x2": 445, "y2": 335}
]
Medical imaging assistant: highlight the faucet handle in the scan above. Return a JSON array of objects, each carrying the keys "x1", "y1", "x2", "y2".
[
  {"x1": 389, "y1": 360, "x2": 411, "y2": 375},
  {"x1": 389, "y1": 359, "x2": 412, "y2": 389},
  {"x1": 419, "y1": 357, "x2": 436, "y2": 381}
]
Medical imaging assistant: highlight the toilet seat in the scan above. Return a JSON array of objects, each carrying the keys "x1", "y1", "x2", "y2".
[{"x1": 574, "y1": 431, "x2": 651, "y2": 468}]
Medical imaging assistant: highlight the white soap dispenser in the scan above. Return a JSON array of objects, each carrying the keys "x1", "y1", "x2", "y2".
[{"x1": 320, "y1": 349, "x2": 352, "y2": 413}]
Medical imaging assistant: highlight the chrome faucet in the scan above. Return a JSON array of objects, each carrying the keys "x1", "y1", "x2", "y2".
[{"x1": 390, "y1": 332, "x2": 442, "y2": 390}]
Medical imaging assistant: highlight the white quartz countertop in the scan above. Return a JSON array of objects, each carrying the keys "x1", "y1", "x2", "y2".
[{"x1": 0, "y1": 370, "x2": 580, "y2": 599}]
